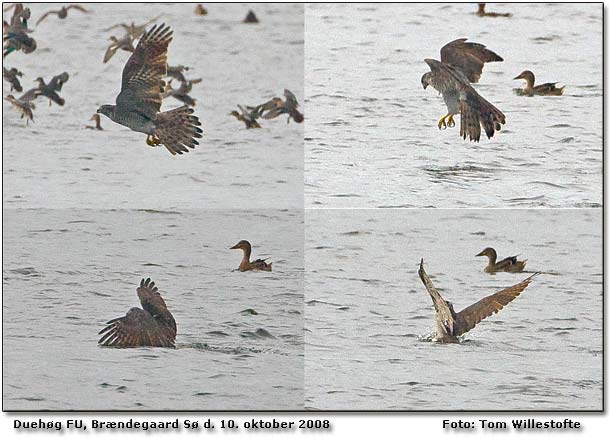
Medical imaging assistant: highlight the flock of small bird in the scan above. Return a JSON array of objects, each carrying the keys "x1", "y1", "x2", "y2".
[
  {"x1": 3, "y1": 4, "x2": 72, "y2": 124},
  {"x1": 230, "y1": 89, "x2": 304, "y2": 129}
]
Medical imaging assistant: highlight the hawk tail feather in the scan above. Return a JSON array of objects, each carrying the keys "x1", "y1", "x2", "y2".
[
  {"x1": 153, "y1": 106, "x2": 203, "y2": 155},
  {"x1": 479, "y1": 97, "x2": 505, "y2": 139}
]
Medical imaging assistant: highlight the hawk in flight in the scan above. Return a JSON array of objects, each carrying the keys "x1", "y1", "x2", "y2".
[
  {"x1": 421, "y1": 38, "x2": 505, "y2": 142},
  {"x1": 98, "y1": 278, "x2": 177, "y2": 347},
  {"x1": 97, "y1": 23, "x2": 202, "y2": 155}
]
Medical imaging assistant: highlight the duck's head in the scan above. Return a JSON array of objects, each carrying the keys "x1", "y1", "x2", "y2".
[
  {"x1": 476, "y1": 247, "x2": 497, "y2": 259},
  {"x1": 514, "y1": 70, "x2": 534, "y2": 82},
  {"x1": 230, "y1": 240, "x2": 251, "y2": 251},
  {"x1": 229, "y1": 110, "x2": 240, "y2": 118}
]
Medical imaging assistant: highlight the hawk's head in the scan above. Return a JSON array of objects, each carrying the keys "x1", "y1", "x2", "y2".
[{"x1": 421, "y1": 72, "x2": 431, "y2": 90}]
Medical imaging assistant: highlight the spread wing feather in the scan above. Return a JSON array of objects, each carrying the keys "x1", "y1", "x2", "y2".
[
  {"x1": 116, "y1": 23, "x2": 172, "y2": 119},
  {"x1": 440, "y1": 38, "x2": 503, "y2": 83},
  {"x1": 454, "y1": 273, "x2": 539, "y2": 336},
  {"x1": 98, "y1": 278, "x2": 176, "y2": 347}
]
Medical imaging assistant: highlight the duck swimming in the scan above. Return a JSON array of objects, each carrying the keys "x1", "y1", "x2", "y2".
[
  {"x1": 476, "y1": 247, "x2": 527, "y2": 273},
  {"x1": 98, "y1": 278, "x2": 177, "y2": 348},
  {"x1": 514, "y1": 70, "x2": 565, "y2": 96},
  {"x1": 230, "y1": 240, "x2": 272, "y2": 272},
  {"x1": 418, "y1": 259, "x2": 537, "y2": 343},
  {"x1": 85, "y1": 113, "x2": 103, "y2": 130},
  {"x1": 476, "y1": 3, "x2": 512, "y2": 18}
]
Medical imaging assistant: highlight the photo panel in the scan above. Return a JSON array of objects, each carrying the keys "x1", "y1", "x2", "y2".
[
  {"x1": 305, "y1": 208, "x2": 602, "y2": 410},
  {"x1": 3, "y1": 3, "x2": 304, "y2": 210},
  {"x1": 305, "y1": 3, "x2": 602, "y2": 208},
  {"x1": 3, "y1": 208, "x2": 304, "y2": 410}
]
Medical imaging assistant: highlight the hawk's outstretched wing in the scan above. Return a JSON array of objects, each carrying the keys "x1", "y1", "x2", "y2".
[
  {"x1": 454, "y1": 273, "x2": 538, "y2": 336},
  {"x1": 116, "y1": 23, "x2": 172, "y2": 119},
  {"x1": 98, "y1": 278, "x2": 176, "y2": 347},
  {"x1": 440, "y1": 38, "x2": 503, "y2": 83}
]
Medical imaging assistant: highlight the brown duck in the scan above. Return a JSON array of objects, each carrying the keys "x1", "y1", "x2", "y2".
[
  {"x1": 85, "y1": 113, "x2": 103, "y2": 130},
  {"x1": 418, "y1": 259, "x2": 538, "y2": 343},
  {"x1": 476, "y1": 247, "x2": 527, "y2": 273},
  {"x1": 514, "y1": 70, "x2": 565, "y2": 96},
  {"x1": 5, "y1": 94, "x2": 34, "y2": 125},
  {"x1": 476, "y1": 3, "x2": 512, "y2": 18},
  {"x1": 230, "y1": 240, "x2": 272, "y2": 272}
]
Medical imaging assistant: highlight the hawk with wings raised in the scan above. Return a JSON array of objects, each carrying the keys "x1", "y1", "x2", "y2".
[
  {"x1": 421, "y1": 38, "x2": 505, "y2": 142},
  {"x1": 97, "y1": 23, "x2": 202, "y2": 155},
  {"x1": 418, "y1": 259, "x2": 538, "y2": 343},
  {"x1": 98, "y1": 278, "x2": 177, "y2": 348}
]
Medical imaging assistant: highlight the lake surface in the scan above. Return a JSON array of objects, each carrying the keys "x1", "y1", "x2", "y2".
[
  {"x1": 3, "y1": 209, "x2": 304, "y2": 410},
  {"x1": 305, "y1": 3, "x2": 602, "y2": 208},
  {"x1": 305, "y1": 209, "x2": 602, "y2": 410},
  {"x1": 2, "y1": 3, "x2": 304, "y2": 210}
]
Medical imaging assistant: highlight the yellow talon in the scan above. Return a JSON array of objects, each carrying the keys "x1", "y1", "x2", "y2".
[
  {"x1": 437, "y1": 115, "x2": 447, "y2": 130},
  {"x1": 447, "y1": 114, "x2": 455, "y2": 128},
  {"x1": 146, "y1": 135, "x2": 161, "y2": 147}
]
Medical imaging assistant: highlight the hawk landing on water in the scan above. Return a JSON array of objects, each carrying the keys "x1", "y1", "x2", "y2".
[
  {"x1": 97, "y1": 23, "x2": 202, "y2": 155},
  {"x1": 421, "y1": 38, "x2": 505, "y2": 142},
  {"x1": 98, "y1": 278, "x2": 177, "y2": 347}
]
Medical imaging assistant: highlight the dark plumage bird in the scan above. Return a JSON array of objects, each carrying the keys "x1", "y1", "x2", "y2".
[
  {"x1": 257, "y1": 89, "x2": 304, "y2": 124},
  {"x1": 85, "y1": 113, "x2": 103, "y2": 130},
  {"x1": 35, "y1": 4, "x2": 89, "y2": 26},
  {"x1": 421, "y1": 38, "x2": 505, "y2": 141},
  {"x1": 164, "y1": 79, "x2": 199, "y2": 106},
  {"x1": 476, "y1": 247, "x2": 527, "y2": 273},
  {"x1": 230, "y1": 105, "x2": 261, "y2": 129},
  {"x1": 3, "y1": 66, "x2": 23, "y2": 91},
  {"x1": 98, "y1": 278, "x2": 177, "y2": 348},
  {"x1": 513, "y1": 70, "x2": 565, "y2": 96},
  {"x1": 4, "y1": 94, "x2": 34, "y2": 124},
  {"x1": 103, "y1": 34, "x2": 134, "y2": 63},
  {"x1": 230, "y1": 240, "x2": 272, "y2": 272},
  {"x1": 32, "y1": 74, "x2": 68, "y2": 106},
  {"x1": 166, "y1": 64, "x2": 201, "y2": 84},
  {"x1": 243, "y1": 10, "x2": 259, "y2": 23},
  {"x1": 3, "y1": 4, "x2": 36, "y2": 57},
  {"x1": 476, "y1": 3, "x2": 512, "y2": 18},
  {"x1": 418, "y1": 259, "x2": 538, "y2": 343},
  {"x1": 97, "y1": 23, "x2": 203, "y2": 155}
]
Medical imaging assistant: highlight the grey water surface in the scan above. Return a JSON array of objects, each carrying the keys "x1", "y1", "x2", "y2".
[
  {"x1": 2, "y1": 3, "x2": 304, "y2": 210},
  {"x1": 305, "y1": 209, "x2": 602, "y2": 410},
  {"x1": 3, "y1": 209, "x2": 304, "y2": 410},
  {"x1": 305, "y1": 3, "x2": 602, "y2": 208}
]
